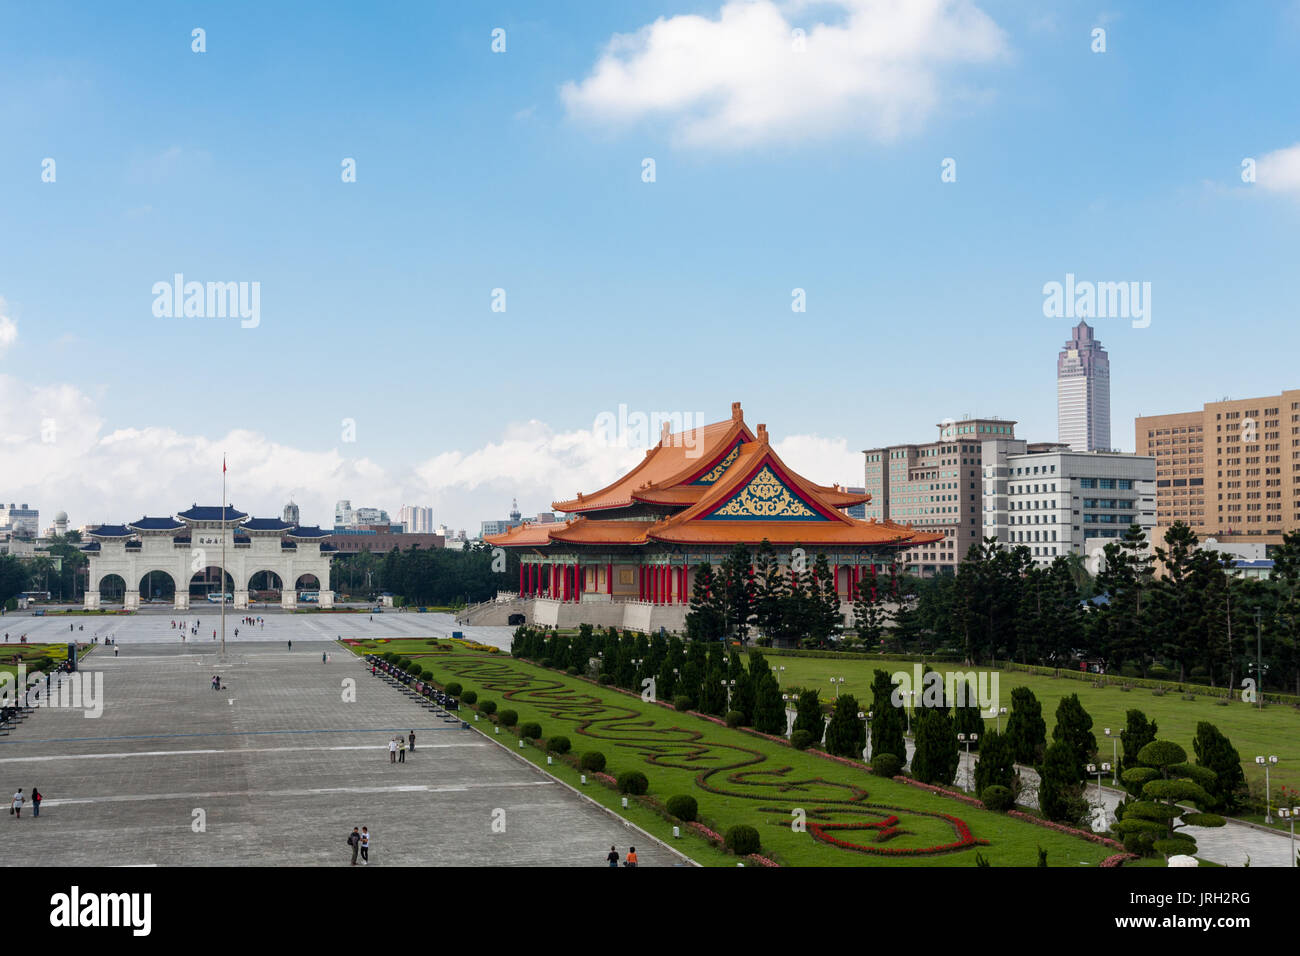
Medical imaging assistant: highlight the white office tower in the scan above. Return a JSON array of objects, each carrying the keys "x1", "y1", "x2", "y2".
[{"x1": 1057, "y1": 320, "x2": 1111, "y2": 452}]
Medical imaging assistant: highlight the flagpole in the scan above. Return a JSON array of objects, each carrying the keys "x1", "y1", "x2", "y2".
[{"x1": 221, "y1": 454, "x2": 227, "y2": 662}]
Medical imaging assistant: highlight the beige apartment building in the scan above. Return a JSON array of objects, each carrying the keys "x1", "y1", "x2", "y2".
[
  {"x1": 864, "y1": 417, "x2": 1017, "y2": 575},
  {"x1": 1136, "y1": 389, "x2": 1300, "y2": 546}
]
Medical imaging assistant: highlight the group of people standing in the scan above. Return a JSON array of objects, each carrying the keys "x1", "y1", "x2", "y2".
[
  {"x1": 388, "y1": 731, "x2": 415, "y2": 763},
  {"x1": 606, "y1": 845, "x2": 639, "y2": 867},
  {"x1": 346, "y1": 826, "x2": 372, "y2": 864},
  {"x1": 10, "y1": 787, "x2": 41, "y2": 818}
]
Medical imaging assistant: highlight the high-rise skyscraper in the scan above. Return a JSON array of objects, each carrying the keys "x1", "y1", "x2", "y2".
[
  {"x1": 1057, "y1": 320, "x2": 1111, "y2": 452},
  {"x1": 399, "y1": 505, "x2": 434, "y2": 534}
]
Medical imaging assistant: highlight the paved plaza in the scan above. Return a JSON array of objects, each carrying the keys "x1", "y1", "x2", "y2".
[
  {"x1": 0, "y1": 606, "x2": 517, "y2": 652},
  {"x1": 0, "y1": 628, "x2": 683, "y2": 867}
]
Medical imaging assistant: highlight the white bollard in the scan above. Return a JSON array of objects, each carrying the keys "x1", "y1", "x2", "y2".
[
  {"x1": 495, "y1": 726, "x2": 500, "y2": 735},
  {"x1": 581, "y1": 774, "x2": 587, "y2": 785},
  {"x1": 518, "y1": 739, "x2": 524, "y2": 748},
  {"x1": 547, "y1": 755, "x2": 553, "y2": 765},
  {"x1": 673, "y1": 826, "x2": 680, "y2": 839},
  {"x1": 621, "y1": 797, "x2": 628, "y2": 808}
]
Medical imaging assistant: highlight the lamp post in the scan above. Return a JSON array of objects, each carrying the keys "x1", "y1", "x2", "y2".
[
  {"x1": 722, "y1": 678, "x2": 735, "y2": 711},
  {"x1": 776, "y1": 665, "x2": 785, "y2": 688},
  {"x1": 958, "y1": 733, "x2": 979, "y2": 791},
  {"x1": 830, "y1": 676, "x2": 844, "y2": 700},
  {"x1": 904, "y1": 689, "x2": 916, "y2": 735},
  {"x1": 1256, "y1": 755, "x2": 1279, "y2": 823},
  {"x1": 1278, "y1": 806, "x2": 1299, "y2": 867},
  {"x1": 1088, "y1": 762, "x2": 1111, "y2": 800},
  {"x1": 996, "y1": 705, "x2": 1007, "y2": 734},
  {"x1": 1104, "y1": 727, "x2": 1118, "y2": 784},
  {"x1": 858, "y1": 710, "x2": 869, "y2": 760}
]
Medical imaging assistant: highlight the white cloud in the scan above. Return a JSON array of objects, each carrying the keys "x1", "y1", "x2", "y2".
[
  {"x1": 0, "y1": 299, "x2": 16, "y2": 355},
  {"x1": 561, "y1": 0, "x2": 1008, "y2": 148},
  {"x1": 1256, "y1": 143, "x2": 1300, "y2": 196},
  {"x1": 0, "y1": 371, "x2": 868, "y2": 535},
  {"x1": 774, "y1": 433, "x2": 864, "y2": 490}
]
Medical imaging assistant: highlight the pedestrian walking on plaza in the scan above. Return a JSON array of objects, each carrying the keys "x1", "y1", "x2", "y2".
[
  {"x1": 360, "y1": 827, "x2": 370, "y2": 864},
  {"x1": 625, "y1": 846, "x2": 638, "y2": 868},
  {"x1": 408, "y1": 730, "x2": 415, "y2": 753},
  {"x1": 31, "y1": 787, "x2": 41, "y2": 818},
  {"x1": 398, "y1": 736, "x2": 406, "y2": 763},
  {"x1": 322, "y1": 652, "x2": 327, "y2": 663},
  {"x1": 389, "y1": 738, "x2": 397, "y2": 763},
  {"x1": 11, "y1": 789, "x2": 23, "y2": 819},
  {"x1": 347, "y1": 827, "x2": 360, "y2": 865},
  {"x1": 114, "y1": 645, "x2": 119, "y2": 657},
  {"x1": 288, "y1": 640, "x2": 292, "y2": 652},
  {"x1": 606, "y1": 845, "x2": 618, "y2": 867}
]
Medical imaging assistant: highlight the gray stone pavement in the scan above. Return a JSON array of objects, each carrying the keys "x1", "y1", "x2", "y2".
[
  {"x1": 888, "y1": 740, "x2": 1297, "y2": 867},
  {"x1": 0, "y1": 641, "x2": 683, "y2": 866},
  {"x1": 0, "y1": 607, "x2": 516, "y2": 651}
]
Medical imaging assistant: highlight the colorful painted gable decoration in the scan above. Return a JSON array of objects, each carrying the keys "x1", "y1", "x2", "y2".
[{"x1": 703, "y1": 464, "x2": 825, "y2": 521}]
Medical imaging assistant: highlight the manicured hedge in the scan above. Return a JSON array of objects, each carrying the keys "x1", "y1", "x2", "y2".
[
  {"x1": 791, "y1": 729, "x2": 814, "y2": 751},
  {"x1": 666, "y1": 794, "x2": 698, "y2": 822},
  {"x1": 478, "y1": 699, "x2": 497, "y2": 715},
  {"x1": 498, "y1": 709, "x2": 518, "y2": 728},
  {"x1": 981, "y1": 785, "x2": 1014, "y2": 812},
  {"x1": 725, "y1": 825, "x2": 761, "y2": 855},
  {"x1": 617, "y1": 770, "x2": 649, "y2": 795},
  {"x1": 461, "y1": 690, "x2": 478, "y2": 705},
  {"x1": 546, "y1": 735, "x2": 571, "y2": 754},
  {"x1": 872, "y1": 753, "x2": 902, "y2": 778},
  {"x1": 445, "y1": 682, "x2": 463, "y2": 696},
  {"x1": 580, "y1": 751, "x2": 606, "y2": 773}
]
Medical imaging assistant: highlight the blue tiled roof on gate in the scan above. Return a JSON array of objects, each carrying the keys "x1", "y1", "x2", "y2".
[
  {"x1": 88, "y1": 525, "x2": 133, "y2": 538},
  {"x1": 80, "y1": 542, "x2": 101, "y2": 552},
  {"x1": 287, "y1": 526, "x2": 331, "y2": 538},
  {"x1": 177, "y1": 505, "x2": 249, "y2": 522},
  {"x1": 241, "y1": 517, "x2": 295, "y2": 532},
  {"x1": 129, "y1": 516, "x2": 186, "y2": 531}
]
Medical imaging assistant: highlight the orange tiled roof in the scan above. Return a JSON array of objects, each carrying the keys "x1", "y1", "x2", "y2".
[
  {"x1": 553, "y1": 402, "x2": 755, "y2": 513},
  {"x1": 489, "y1": 405, "x2": 940, "y2": 551}
]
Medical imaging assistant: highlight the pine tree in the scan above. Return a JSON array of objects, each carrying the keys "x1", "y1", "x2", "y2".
[
  {"x1": 718, "y1": 543, "x2": 757, "y2": 643},
  {"x1": 869, "y1": 669, "x2": 907, "y2": 763},
  {"x1": 685, "y1": 563, "x2": 725, "y2": 642},
  {"x1": 752, "y1": 539, "x2": 785, "y2": 642},
  {"x1": 1119, "y1": 709, "x2": 1158, "y2": 774},
  {"x1": 1039, "y1": 740, "x2": 1088, "y2": 825},
  {"x1": 910, "y1": 707, "x2": 959, "y2": 786},
  {"x1": 1005, "y1": 686, "x2": 1046, "y2": 766},
  {"x1": 793, "y1": 688, "x2": 824, "y2": 740},
  {"x1": 753, "y1": 672, "x2": 785, "y2": 735},
  {"x1": 824, "y1": 693, "x2": 866, "y2": 758},
  {"x1": 808, "y1": 552, "x2": 843, "y2": 647},
  {"x1": 1051, "y1": 693, "x2": 1097, "y2": 782},
  {"x1": 973, "y1": 729, "x2": 1016, "y2": 795},
  {"x1": 1192, "y1": 721, "x2": 1247, "y2": 813}
]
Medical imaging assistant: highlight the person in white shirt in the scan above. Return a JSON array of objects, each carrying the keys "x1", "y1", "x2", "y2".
[
  {"x1": 360, "y1": 827, "x2": 371, "y2": 864},
  {"x1": 11, "y1": 789, "x2": 24, "y2": 819},
  {"x1": 388, "y1": 738, "x2": 397, "y2": 764}
]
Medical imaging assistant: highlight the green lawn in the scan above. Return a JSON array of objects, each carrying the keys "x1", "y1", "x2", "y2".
[
  {"x1": 347, "y1": 638, "x2": 1119, "y2": 867},
  {"x1": 763, "y1": 652, "x2": 1300, "y2": 796}
]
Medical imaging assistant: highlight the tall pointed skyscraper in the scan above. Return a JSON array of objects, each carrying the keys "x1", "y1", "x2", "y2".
[{"x1": 1057, "y1": 320, "x2": 1111, "y2": 451}]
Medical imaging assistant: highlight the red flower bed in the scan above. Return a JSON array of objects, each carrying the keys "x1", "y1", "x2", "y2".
[
  {"x1": 1007, "y1": 810, "x2": 1124, "y2": 849},
  {"x1": 1100, "y1": 852, "x2": 1140, "y2": 867}
]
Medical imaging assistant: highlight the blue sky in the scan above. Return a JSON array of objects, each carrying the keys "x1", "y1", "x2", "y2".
[{"x1": 2, "y1": 0, "x2": 1299, "y2": 531}]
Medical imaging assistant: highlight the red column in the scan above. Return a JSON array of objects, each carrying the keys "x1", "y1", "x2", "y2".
[
  {"x1": 575, "y1": 563, "x2": 582, "y2": 602},
  {"x1": 834, "y1": 563, "x2": 840, "y2": 598},
  {"x1": 607, "y1": 563, "x2": 613, "y2": 595}
]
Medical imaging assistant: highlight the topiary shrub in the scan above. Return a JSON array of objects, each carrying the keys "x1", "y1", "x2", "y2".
[
  {"x1": 546, "y1": 735, "x2": 571, "y2": 754},
  {"x1": 872, "y1": 753, "x2": 902, "y2": 777},
  {"x1": 790, "y1": 729, "x2": 814, "y2": 750},
  {"x1": 478, "y1": 699, "x2": 497, "y2": 715},
  {"x1": 498, "y1": 709, "x2": 518, "y2": 728},
  {"x1": 725, "y1": 710, "x2": 745, "y2": 728},
  {"x1": 666, "y1": 794, "x2": 698, "y2": 822},
  {"x1": 617, "y1": 770, "x2": 649, "y2": 795},
  {"x1": 445, "y1": 682, "x2": 463, "y2": 696},
  {"x1": 725, "y1": 824, "x2": 761, "y2": 855},
  {"x1": 421, "y1": 669, "x2": 434, "y2": 681},
  {"x1": 519, "y1": 721, "x2": 542, "y2": 740},
  {"x1": 461, "y1": 690, "x2": 478, "y2": 705},
  {"x1": 981, "y1": 784, "x2": 1014, "y2": 812},
  {"x1": 674, "y1": 695, "x2": 693, "y2": 712},
  {"x1": 566, "y1": 666, "x2": 580, "y2": 676},
  {"x1": 598, "y1": 674, "x2": 613, "y2": 685},
  {"x1": 580, "y1": 751, "x2": 606, "y2": 773}
]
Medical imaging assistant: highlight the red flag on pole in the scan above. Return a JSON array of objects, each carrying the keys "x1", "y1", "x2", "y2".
[{"x1": 223, "y1": 456, "x2": 227, "y2": 474}]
